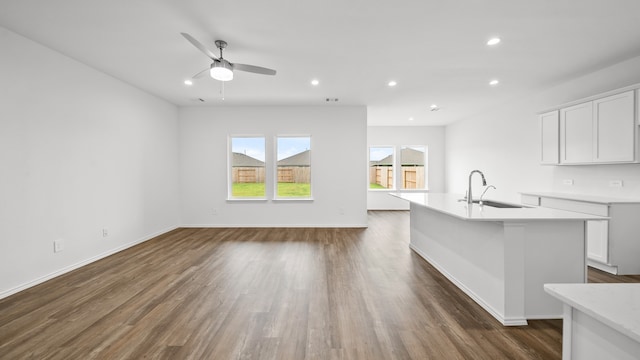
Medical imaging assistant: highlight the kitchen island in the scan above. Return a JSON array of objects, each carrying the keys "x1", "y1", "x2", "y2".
[
  {"x1": 391, "y1": 192, "x2": 607, "y2": 326},
  {"x1": 544, "y1": 283, "x2": 640, "y2": 360}
]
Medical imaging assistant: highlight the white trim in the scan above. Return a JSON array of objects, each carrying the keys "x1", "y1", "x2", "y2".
[
  {"x1": 563, "y1": 304, "x2": 573, "y2": 360},
  {"x1": 181, "y1": 223, "x2": 368, "y2": 228},
  {"x1": 409, "y1": 243, "x2": 528, "y2": 326},
  {"x1": 271, "y1": 198, "x2": 314, "y2": 202},
  {"x1": 525, "y1": 314, "x2": 563, "y2": 320},
  {"x1": 0, "y1": 225, "x2": 178, "y2": 300},
  {"x1": 226, "y1": 198, "x2": 269, "y2": 202},
  {"x1": 538, "y1": 83, "x2": 640, "y2": 114},
  {"x1": 587, "y1": 259, "x2": 618, "y2": 275}
]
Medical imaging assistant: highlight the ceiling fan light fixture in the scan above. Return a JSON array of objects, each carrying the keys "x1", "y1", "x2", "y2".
[
  {"x1": 210, "y1": 61, "x2": 234, "y2": 81},
  {"x1": 487, "y1": 37, "x2": 501, "y2": 46}
]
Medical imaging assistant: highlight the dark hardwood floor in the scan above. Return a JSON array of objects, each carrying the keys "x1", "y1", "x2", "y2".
[{"x1": 1, "y1": 211, "x2": 638, "y2": 359}]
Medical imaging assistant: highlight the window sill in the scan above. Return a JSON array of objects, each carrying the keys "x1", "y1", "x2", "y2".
[
  {"x1": 272, "y1": 198, "x2": 314, "y2": 202},
  {"x1": 368, "y1": 188, "x2": 429, "y2": 192},
  {"x1": 226, "y1": 198, "x2": 269, "y2": 202}
]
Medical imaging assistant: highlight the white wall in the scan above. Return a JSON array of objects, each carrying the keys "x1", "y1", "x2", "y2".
[
  {"x1": 179, "y1": 106, "x2": 368, "y2": 227},
  {"x1": 367, "y1": 126, "x2": 446, "y2": 209},
  {"x1": 446, "y1": 55, "x2": 640, "y2": 203},
  {"x1": 0, "y1": 27, "x2": 180, "y2": 298}
]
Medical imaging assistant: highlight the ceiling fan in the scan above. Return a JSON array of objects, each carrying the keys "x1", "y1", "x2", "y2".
[{"x1": 181, "y1": 33, "x2": 276, "y2": 82}]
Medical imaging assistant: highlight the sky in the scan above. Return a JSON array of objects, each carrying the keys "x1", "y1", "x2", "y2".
[
  {"x1": 231, "y1": 136, "x2": 311, "y2": 162},
  {"x1": 369, "y1": 147, "x2": 393, "y2": 161},
  {"x1": 277, "y1": 137, "x2": 310, "y2": 160},
  {"x1": 232, "y1": 137, "x2": 266, "y2": 161}
]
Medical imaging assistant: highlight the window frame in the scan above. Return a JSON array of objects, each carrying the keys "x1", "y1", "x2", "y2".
[
  {"x1": 228, "y1": 135, "x2": 268, "y2": 201},
  {"x1": 368, "y1": 145, "x2": 428, "y2": 192},
  {"x1": 368, "y1": 145, "x2": 396, "y2": 191},
  {"x1": 399, "y1": 145, "x2": 428, "y2": 190},
  {"x1": 274, "y1": 135, "x2": 313, "y2": 201}
]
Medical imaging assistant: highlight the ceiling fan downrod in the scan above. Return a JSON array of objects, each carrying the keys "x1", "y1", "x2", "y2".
[{"x1": 214, "y1": 40, "x2": 227, "y2": 59}]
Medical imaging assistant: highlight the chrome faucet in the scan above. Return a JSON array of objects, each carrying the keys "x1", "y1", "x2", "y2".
[
  {"x1": 479, "y1": 185, "x2": 496, "y2": 205},
  {"x1": 467, "y1": 170, "x2": 487, "y2": 204}
]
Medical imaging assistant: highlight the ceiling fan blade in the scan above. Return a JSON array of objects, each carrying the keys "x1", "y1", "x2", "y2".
[
  {"x1": 181, "y1": 32, "x2": 218, "y2": 60},
  {"x1": 233, "y1": 63, "x2": 276, "y2": 76},
  {"x1": 192, "y1": 67, "x2": 210, "y2": 79}
]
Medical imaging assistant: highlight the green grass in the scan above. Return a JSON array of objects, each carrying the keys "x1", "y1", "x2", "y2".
[
  {"x1": 232, "y1": 183, "x2": 265, "y2": 197},
  {"x1": 231, "y1": 182, "x2": 311, "y2": 197},
  {"x1": 277, "y1": 183, "x2": 311, "y2": 197},
  {"x1": 369, "y1": 183, "x2": 386, "y2": 189}
]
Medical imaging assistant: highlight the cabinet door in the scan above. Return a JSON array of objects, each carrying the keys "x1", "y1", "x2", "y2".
[
  {"x1": 593, "y1": 91, "x2": 635, "y2": 162},
  {"x1": 560, "y1": 102, "x2": 593, "y2": 164},
  {"x1": 586, "y1": 220, "x2": 609, "y2": 264},
  {"x1": 540, "y1": 110, "x2": 559, "y2": 164}
]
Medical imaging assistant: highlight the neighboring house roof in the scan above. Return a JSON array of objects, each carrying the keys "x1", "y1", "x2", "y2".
[
  {"x1": 400, "y1": 148, "x2": 426, "y2": 166},
  {"x1": 370, "y1": 148, "x2": 425, "y2": 166},
  {"x1": 232, "y1": 152, "x2": 265, "y2": 167},
  {"x1": 277, "y1": 150, "x2": 310, "y2": 167}
]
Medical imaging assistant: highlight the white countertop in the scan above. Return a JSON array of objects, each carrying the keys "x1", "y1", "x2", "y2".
[
  {"x1": 391, "y1": 192, "x2": 608, "y2": 221},
  {"x1": 520, "y1": 191, "x2": 640, "y2": 205},
  {"x1": 544, "y1": 283, "x2": 640, "y2": 343}
]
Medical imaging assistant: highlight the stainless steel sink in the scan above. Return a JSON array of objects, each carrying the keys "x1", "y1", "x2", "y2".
[
  {"x1": 459, "y1": 199, "x2": 526, "y2": 208},
  {"x1": 478, "y1": 200, "x2": 524, "y2": 208}
]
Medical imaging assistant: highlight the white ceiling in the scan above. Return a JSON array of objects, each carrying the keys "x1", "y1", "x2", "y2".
[{"x1": 2, "y1": 0, "x2": 640, "y2": 126}]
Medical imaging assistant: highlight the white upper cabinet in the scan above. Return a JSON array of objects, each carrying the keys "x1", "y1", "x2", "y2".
[
  {"x1": 549, "y1": 89, "x2": 638, "y2": 165},
  {"x1": 560, "y1": 102, "x2": 594, "y2": 164},
  {"x1": 593, "y1": 91, "x2": 635, "y2": 162},
  {"x1": 540, "y1": 110, "x2": 559, "y2": 164}
]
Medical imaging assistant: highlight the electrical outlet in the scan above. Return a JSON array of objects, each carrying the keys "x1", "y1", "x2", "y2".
[
  {"x1": 609, "y1": 180, "x2": 623, "y2": 188},
  {"x1": 53, "y1": 240, "x2": 64, "y2": 253},
  {"x1": 102, "y1": 228, "x2": 109, "y2": 237},
  {"x1": 212, "y1": 208, "x2": 218, "y2": 216},
  {"x1": 563, "y1": 179, "x2": 574, "y2": 186}
]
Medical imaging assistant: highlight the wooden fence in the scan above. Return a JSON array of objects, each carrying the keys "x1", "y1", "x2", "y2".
[
  {"x1": 370, "y1": 166, "x2": 425, "y2": 189},
  {"x1": 232, "y1": 167, "x2": 265, "y2": 183},
  {"x1": 277, "y1": 167, "x2": 310, "y2": 183},
  {"x1": 232, "y1": 166, "x2": 310, "y2": 183}
]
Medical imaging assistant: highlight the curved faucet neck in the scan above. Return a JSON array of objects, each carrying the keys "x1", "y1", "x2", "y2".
[{"x1": 467, "y1": 170, "x2": 487, "y2": 204}]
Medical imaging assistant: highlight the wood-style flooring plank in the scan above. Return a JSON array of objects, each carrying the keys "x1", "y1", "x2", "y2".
[{"x1": 1, "y1": 211, "x2": 638, "y2": 359}]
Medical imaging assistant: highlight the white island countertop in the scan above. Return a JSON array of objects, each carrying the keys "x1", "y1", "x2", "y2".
[
  {"x1": 391, "y1": 192, "x2": 608, "y2": 221},
  {"x1": 544, "y1": 283, "x2": 640, "y2": 344}
]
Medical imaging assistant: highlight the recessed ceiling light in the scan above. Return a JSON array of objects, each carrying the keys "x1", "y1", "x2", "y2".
[
  {"x1": 184, "y1": 79, "x2": 193, "y2": 86},
  {"x1": 311, "y1": 79, "x2": 319, "y2": 86},
  {"x1": 487, "y1": 37, "x2": 501, "y2": 46},
  {"x1": 489, "y1": 79, "x2": 499, "y2": 86},
  {"x1": 430, "y1": 104, "x2": 440, "y2": 111},
  {"x1": 388, "y1": 81, "x2": 397, "y2": 87},
  {"x1": 409, "y1": 117, "x2": 414, "y2": 121}
]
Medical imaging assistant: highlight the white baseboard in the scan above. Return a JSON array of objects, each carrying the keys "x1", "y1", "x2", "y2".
[
  {"x1": 2, "y1": 222, "x2": 370, "y2": 300},
  {"x1": 181, "y1": 223, "x2": 369, "y2": 228},
  {"x1": 587, "y1": 260, "x2": 618, "y2": 275},
  {"x1": 409, "y1": 243, "x2": 528, "y2": 327},
  {"x1": 0, "y1": 225, "x2": 178, "y2": 300}
]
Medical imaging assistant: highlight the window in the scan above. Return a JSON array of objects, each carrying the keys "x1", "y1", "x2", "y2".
[
  {"x1": 276, "y1": 136, "x2": 311, "y2": 198},
  {"x1": 230, "y1": 137, "x2": 266, "y2": 198},
  {"x1": 400, "y1": 146, "x2": 427, "y2": 189},
  {"x1": 369, "y1": 145, "x2": 428, "y2": 190},
  {"x1": 369, "y1": 146, "x2": 394, "y2": 189}
]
